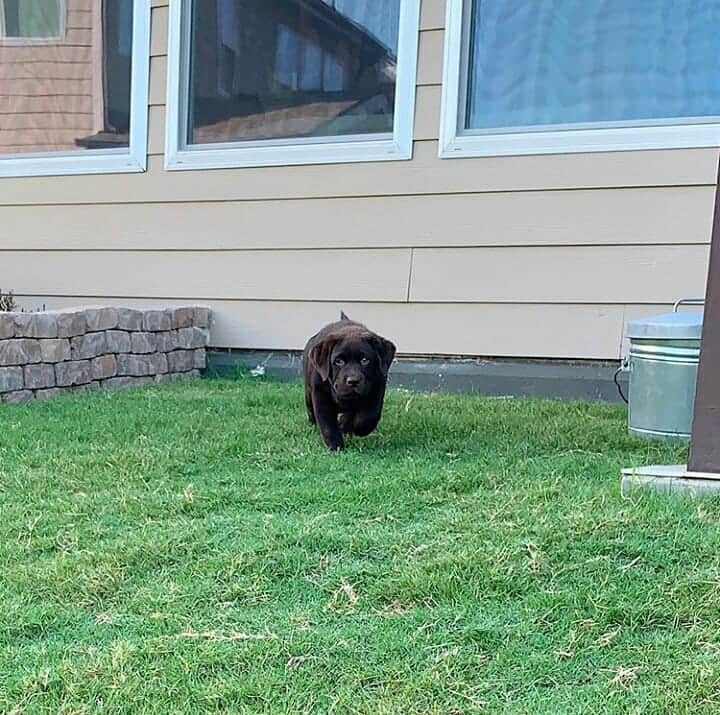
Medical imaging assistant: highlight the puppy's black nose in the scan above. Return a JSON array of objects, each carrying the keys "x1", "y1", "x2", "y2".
[{"x1": 345, "y1": 376, "x2": 361, "y2": 387}]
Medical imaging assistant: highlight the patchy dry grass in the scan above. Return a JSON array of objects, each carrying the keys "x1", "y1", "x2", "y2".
[{"x1": 1, "y1": 376, "x2": 717, "y2": 714}]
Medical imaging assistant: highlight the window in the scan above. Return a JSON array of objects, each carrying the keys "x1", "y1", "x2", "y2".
[
  {"x1": 440, "y1": 0, "x2": 720, "y2": 157},
  {"x1": 165, "y1": 0, "x2": 421, "y2": 170},
  {"x1": 0, "y1": 0, "x2": 64, "y2": 40},
  {"x1": 0, "y1": 0, "x2": 150, "y2": 178}
]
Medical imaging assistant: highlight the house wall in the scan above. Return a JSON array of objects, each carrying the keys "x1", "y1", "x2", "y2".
[
  {"x1": 1, "y1": 0, "x2": 716, "y2": 360},
  {"x1": 0, "y1": 0, "x2": 100, "y2": 153}
]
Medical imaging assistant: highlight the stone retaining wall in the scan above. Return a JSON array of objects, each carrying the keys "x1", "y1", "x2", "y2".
[{"x1": 0, "y1": 307, "x2": 210, "y2": 404}]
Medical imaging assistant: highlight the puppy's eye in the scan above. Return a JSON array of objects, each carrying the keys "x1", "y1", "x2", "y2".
[
  {"x1": 334, "y1": 357, "x2": 345, "y2": 367},
  {"x1": 360, "y1": 357, "x2": 370, "y2": 366}
]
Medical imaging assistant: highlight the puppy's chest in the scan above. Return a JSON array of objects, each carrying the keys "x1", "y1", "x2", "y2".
[{"x1": 333, "y1": 393, "x2": 373, "y2": 411}]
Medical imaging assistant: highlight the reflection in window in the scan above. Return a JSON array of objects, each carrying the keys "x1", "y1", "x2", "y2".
[
  {"x1": 464, "y1": 0, "x2": 720, "y2": 133},
  {"x1": 188, "y1": 0, "x2": 401, "y2": 145},
  {"x1": 274, "y1": 23, "x2": 345, "y2": 93},
  {"x1": 0, "y1": 0, "x2": 133, "y2": 156}
]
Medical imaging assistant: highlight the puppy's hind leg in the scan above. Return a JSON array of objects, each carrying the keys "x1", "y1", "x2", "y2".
[{"x1": 305, "y1": 383, "x2": 316, "y2": 424}]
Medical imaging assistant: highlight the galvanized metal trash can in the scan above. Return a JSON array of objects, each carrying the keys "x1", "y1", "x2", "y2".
[{"x1": 625, "y1": 309, "x2": 703, "y2": 441}]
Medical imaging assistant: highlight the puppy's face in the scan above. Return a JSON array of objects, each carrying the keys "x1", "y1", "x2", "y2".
[
  {"x1": 329, "y1": 337, "x2": 383, "y2": 400},
  {"x1": 310, "y1": 329, "x2": 395, "y2": 401}
]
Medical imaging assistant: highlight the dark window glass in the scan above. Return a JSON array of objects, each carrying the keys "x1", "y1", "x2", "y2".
[
  {"x1": 187, "y1": 0, "x2": 401, "y2": 145},
  {"x1": 3, "y1": 0, "x2": 62, "y2": 39}
]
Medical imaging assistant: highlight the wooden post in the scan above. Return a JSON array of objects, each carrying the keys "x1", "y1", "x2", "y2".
[{"x1": 688, "y1": 160, "x2": 720, "y2": 475}]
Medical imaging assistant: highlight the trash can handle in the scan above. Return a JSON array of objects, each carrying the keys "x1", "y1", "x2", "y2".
[
  {"x1": 673, "y1": 298, "x2": 705, "y2": 312},
  {"x1": 614, "y1": 361, "x2": 629, "y2": 405}
]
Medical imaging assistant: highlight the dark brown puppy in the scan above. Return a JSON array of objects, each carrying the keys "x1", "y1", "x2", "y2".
[{"x1": 303, "y1": 313, "x2": 396, "y2": 451}]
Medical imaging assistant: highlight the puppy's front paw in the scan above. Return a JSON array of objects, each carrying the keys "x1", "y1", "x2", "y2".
[
  {"x1": 326, "y1": 437, "x2": 344, "y2": 452},
  {"x1": 319, "y1": 424, "x2": 344, "y2": 451}
]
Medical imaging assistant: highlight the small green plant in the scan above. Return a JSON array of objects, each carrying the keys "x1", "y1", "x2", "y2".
[{"x1": 0, "y1": 288, "x2": 16, "y2": 312}]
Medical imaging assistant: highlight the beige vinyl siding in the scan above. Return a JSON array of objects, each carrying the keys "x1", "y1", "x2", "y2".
[
  {"x1": 3, "y1": 245, "x2": 709, "y2": 305},
  {"x1": 14, "y1": 296, "x2": 677, "y2": 362},
  {"x1": 410, "y1": 246, "x2": 711, "y2": 304},
  {"x1": 0, "y1": 0, "x2": 96, "y2": 153},
  {"x1": 1, "y1": 249, "x2": 413, "y2": 302},
  {"x1": 2, "y1": 187, "x2": 713, "y2": 250},
  {"x1": 0, "y1": 0, "x2": 716, "y2": 361},
  {"x1": 3, "y1": 141, "x2": 718, "y2": 205}
]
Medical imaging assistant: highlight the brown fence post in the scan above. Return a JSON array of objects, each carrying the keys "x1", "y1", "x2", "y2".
[{"x1": 688, "y1": 159, "x2": 720, "y2": 475}]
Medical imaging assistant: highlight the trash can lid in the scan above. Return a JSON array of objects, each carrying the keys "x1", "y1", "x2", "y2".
[{"x1": 627, "y1": 311, "x2": 703, "y2": 340}]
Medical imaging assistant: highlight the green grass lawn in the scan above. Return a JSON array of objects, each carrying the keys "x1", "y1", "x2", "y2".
[{"x1": 2, "y1": 376, "x2": 718, "y2": 713}]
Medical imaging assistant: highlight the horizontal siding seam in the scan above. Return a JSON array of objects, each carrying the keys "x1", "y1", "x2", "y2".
[
  {"x1": 1, "y1": 183, "x2": 718, "y2": 209},
  {"x1": 7, "y1": 294, "x2": 687, "y2": 306},
  {"x1": 0, "y1": 243, "x2": 711, "y2": 253}
]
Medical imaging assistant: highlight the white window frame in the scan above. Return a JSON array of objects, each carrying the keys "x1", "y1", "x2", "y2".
[
  {"x1": 439, "y1": 0, "x2": 720, "y2": 159},
  {"x1": 0, "y1": 0, "x2": 67, "y2": 44},
  {"x1": 165, "y1": 0, "x2": 421, "y2": 171},
  {"x1": 0, "y1": 0, "x2": 150, "y2": 178}
]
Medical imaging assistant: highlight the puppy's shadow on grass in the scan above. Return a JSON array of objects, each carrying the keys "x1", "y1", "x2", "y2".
[
  {"x1": 301, "y1": 396, "x2": 515, "y2": 456},
  {"x1": 333, "y1": 417, "x2": 482, "y2": 456}
]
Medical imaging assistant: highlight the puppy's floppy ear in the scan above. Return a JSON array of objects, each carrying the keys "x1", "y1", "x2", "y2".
[
  {"x1": 340, "y1": 311, "x2": 350, "y2": 321},
  {"x1": 309, "y1": 337, "x2": 336, "y2": 382},
  {"x1": 372, "y1": 336, "x2": 396, "y2": 377}
]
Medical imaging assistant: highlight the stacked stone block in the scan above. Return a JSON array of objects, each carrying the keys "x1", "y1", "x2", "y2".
[{"x1": 0, "y1": 307, "x2": 210, "y2": 405}]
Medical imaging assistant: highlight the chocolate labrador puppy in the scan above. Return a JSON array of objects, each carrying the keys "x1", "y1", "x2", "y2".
[{"x1": 303, "y1": 313, "x2": 396, "y2": 451}]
